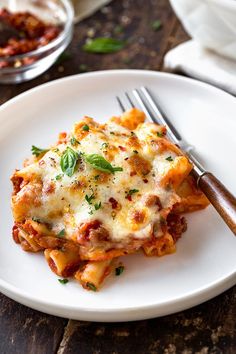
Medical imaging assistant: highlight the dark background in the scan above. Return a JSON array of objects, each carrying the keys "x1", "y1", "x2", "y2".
[{"x1": 0, "y1": 1, "x2": 235, "y2": 353}]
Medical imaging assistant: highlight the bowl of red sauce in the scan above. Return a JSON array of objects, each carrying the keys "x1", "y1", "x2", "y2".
[{"x1": 0, "y1": 0, "x2": 74, "y2": 84}]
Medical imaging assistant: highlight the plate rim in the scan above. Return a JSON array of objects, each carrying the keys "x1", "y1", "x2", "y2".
[
  {"x1": 0, "y1": 267, "x2": 235, "y2": 322},
  {"x1": 1, "y1": 69, "x2": 235, "y2": 321},
  {"x1": 1, "y1": 69, "x2": 236, "y2": 114}
]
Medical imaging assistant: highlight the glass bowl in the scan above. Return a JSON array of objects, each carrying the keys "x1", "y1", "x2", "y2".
[{"x1": 0, "y1": 0, "x2": 74, "y2": 84}]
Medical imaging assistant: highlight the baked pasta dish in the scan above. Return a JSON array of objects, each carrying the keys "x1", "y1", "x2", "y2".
[{"x1": 11, "y1": 109, "x2": 209, "y2": 291}]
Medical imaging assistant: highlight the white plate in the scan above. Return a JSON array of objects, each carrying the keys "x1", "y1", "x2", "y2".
[{"x1": 0, "y1": 70, "x2": 235, "y2": 322}]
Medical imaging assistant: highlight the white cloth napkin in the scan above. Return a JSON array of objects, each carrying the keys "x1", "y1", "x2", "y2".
[
  {"x1": 71, "y1": 0, "x2": 112, "y2": 23},
  {"x1": 164, "y1": 40, "x2": 236, "y2": 96}
]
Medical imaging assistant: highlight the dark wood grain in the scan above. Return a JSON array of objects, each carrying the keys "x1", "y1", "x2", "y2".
[
  {"x1": 57, "y1": 289, "x2": 236, "y2": 354},
  {"x1": 0, "y1": 0, "x2": 180, "y2": 105},
  {"x1": 197, "y1": 172, "x2": 236, "y2": 235},
  {"x1": 0, "y1": 0, "x2": 235, "y2": 353},
  {"x1": 0, "y1": 294, "x2": 67, "y2": 354}
]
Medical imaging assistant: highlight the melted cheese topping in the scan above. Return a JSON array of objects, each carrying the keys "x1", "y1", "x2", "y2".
[{"x1": 13, "y1": 113, "x2": 191, "y2": 244}]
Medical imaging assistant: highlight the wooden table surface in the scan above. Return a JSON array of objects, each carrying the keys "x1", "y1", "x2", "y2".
[{"x1": 0, "y1": 1, "x2": 235, "y2": 353}]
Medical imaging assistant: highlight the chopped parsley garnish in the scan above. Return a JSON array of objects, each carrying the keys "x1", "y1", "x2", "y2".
[
  {"x1": 166, "y1": 156, "x2": 174, "y2": 162},
  {"x1": 57, "y1": 229, "x2": 65, "y2": 238},
  {"x1": 70, "y1": 136, "x2": 80, "y2": 146},
  {"x1": 101, "y1": 142, "x2": 109, "y2": 149},
  {"x1": 133, "y1": 150, "x2": 139, "y2": 154},
  {"x1": 94, "y1": 175, "x2": 100, "y2": 181},
  {"x1": 86, "y1": 282, "x2": 97, "y2": 291},
  {"x1": 60, "y1": 147, "x2": 80, "y2": 177},
  {"x1": 82, "y1": 124, "x2": 89, "y2": 131},
  {"x1": 94, "y1": 202, "x2": 102, "y2": 210},
  {"x1": 32, "y1": 217, "x2": 41, "y2": 223},
  {"x1": 127, "y1": 189, "x2": 139, "y2": 196},
  {"x1": 31, "y1": 145, "x2": 49, "y2": 157},
  {"x1": 115, "y1": 265, "x2": 124, "y2": 276},
  {"x1": 110, "y1": 132, "x2": 115, "y2": 135},
  {"x1": 152, "y1": 19, "x2": 162, "y2": 31},
  {"x1": 88, "y1": 210, "x2": 94, "y2": 215},
  {"x1": 58, "y1": 278, "x2": 69, "y2": 285},
  {"x1": 55, "y1": 174, "x2": 63, "y2": 181},
  {"x1": 84, "y1": 154, "x2": 123, "y2": 174},
  {"x1": 157, "y1": 132, "x2": 164, "y2": 137},
  {"x1": 83, "y1": 37, "x2": 125, "y2": 54},
  {"x1": 85, "y1": 193, "x2": 95, "y2": 205}
]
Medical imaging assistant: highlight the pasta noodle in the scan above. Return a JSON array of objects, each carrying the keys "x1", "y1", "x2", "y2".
[{"x1": 11, "y1": 109, "x2": 209, "y2": 290}]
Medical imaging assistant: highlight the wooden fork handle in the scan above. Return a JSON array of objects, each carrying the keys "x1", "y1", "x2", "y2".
[{"x1": 193, "y1": 171, "x2": 236, "y2": 235}]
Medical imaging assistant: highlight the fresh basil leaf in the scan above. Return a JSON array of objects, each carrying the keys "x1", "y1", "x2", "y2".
[
  {"x1": 83, "y1": 37, "x2": 125, "y2": 54},
  {"x1": 31, "y1": 145, "x2": 49, "y2": 157},
  {"x1": 84, "y1": 154, "x2": 123, "y2": 174},
  {"x1": 112, "y1": 167, "x2": 123, "y2": 172},
  {"x1": 60, "y1": 147, "x2": 79, "y2": 177}
]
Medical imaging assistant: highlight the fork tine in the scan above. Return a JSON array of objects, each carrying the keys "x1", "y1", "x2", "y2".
[
  {"x1": 140, "y1": 87, "x2": 165, "y2": 123},
  {"x1": 140, "y1": 87, "x2": 181, "y2": 141},
  {"x1": 117, "y1": 89, "x2": 180, "y2": 143},
  {"x1": 116, "y1": 96, "x2": 125, "y2": 112},
  {"x1": 132, "y1": 89, "x2": 155, "y2": 123},
  {"x1": 118, "y1": 91, "x2": 157, "y2": 123},
  {"x1": 125, "y1": 92, "x2": 135, "y2": 108}
]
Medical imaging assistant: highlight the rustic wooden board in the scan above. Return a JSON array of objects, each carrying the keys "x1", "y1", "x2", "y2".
[
  {"x1": 0, "y1": 0, "x2": 184, "y2": 104},
  {"x1": 0, "y1": 0, "x2": 235, "y2": 353},
  {"x1": 0, "y1": 294, "x2": 67, "y2": 354},
  {"x1": 57, "y1": 288, "x2": 236, "y2": 354}
]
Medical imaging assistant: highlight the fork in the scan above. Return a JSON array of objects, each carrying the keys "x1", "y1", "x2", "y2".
[{"x1": 116, "y1": 87, "x2": 236, "y2": 236}]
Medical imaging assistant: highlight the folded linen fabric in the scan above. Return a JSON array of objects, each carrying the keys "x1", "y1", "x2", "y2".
[
  {"x1": 71, "y1": 0, "x2": 112, "y2": 23},
  {"x1": 164, "y1": 40, "x2": 236, "y2": 96}
]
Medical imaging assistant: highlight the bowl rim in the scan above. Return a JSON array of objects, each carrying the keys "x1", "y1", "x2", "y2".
[{"x1": 0, "y1": 0, "x2": 74, "y2": 63}]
